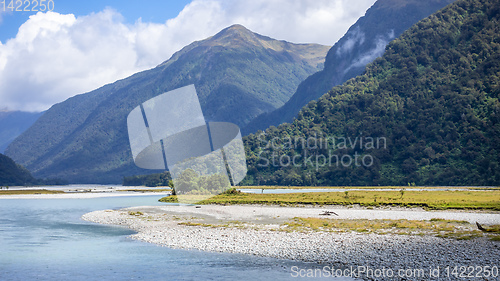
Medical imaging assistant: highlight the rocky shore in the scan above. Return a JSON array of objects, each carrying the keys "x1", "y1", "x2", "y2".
[{"x1": 82, "y1": 205, "x2": 500, "y2": 280}]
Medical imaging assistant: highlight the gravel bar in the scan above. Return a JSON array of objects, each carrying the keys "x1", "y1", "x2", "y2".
[{"x1": 82, "y1": 205, "x2": 500, "y2": 280}]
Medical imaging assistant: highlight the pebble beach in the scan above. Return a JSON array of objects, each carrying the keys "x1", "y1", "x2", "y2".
[{"x1": 82, "y1": 205, "x2": 500, "y2": 280}]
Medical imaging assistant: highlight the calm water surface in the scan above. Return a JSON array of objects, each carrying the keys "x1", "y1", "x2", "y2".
[{"x1": 0, "y1": 195, "x2": 354, "y2": 280}]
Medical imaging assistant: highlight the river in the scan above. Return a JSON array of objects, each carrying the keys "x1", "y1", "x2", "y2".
[{"x1": 0, "y1": 195, "x2": 336, "y2": 280}]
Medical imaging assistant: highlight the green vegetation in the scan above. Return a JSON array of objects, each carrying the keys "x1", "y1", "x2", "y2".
[
  {"x1": 166, "y1": 214, "x2": 499, "y2": 241},
  {"x1": 172, "y1": 169, "x2": 230, "y2": 196},
  {"x1": 244, "y1": 0, "x2": 455, "y2": 134},
  {"x1": 283, "y1": 217, "x2": 492, "y2": 240},
  {"x1": 0, "y1": 189, "x2": 65, "y2": 195},
  {"x1": 0, "y1": 153, "x2": 67, "y2": 186},
  {"x1": 477, "y1": 224, "x2": 500, "y2": 234},
  {"x1": 6, "y1": 0, "x2": 499, "y2": 189},
  {"x1": 430, "y1": 218, "x2": 468, "y2": 223},
  {"x1": 238, "y1": 185, "x2": 499, "y2": 190},
  {"x1": 177, "y1": 221, "x2": 246, "y2": 228},
  {"x1": 243, "y1": 0, "x2": 500, "y2": 186},
  {"x1": 0, "y1": 153, "x2": 37, "y2": 186},
  {"x1": 160, "y1": 189, "x2": 500, "y2": 210},
  {"x1": 224, "y1": 188, "x2": 242, "y2": 194},
  {"x1": 160, "y1": 187, "x2": 240, "y2": 204},
  {"x1": 123, "y1": 172, "x2": 172, "y2": 187},
  {"x1": 171, "y1": 219, "x2": 268, "y2": 229}
]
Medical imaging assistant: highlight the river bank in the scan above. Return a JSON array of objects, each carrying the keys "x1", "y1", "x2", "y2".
[
  {"x1": 0, "y1": 185, "x2": 171, "y2": 199},
  {"x1": 82, "y1": 205, "x2": 500, "y2": 280}
]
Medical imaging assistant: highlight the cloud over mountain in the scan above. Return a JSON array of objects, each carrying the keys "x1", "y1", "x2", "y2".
[{"x1": 0, "y1": 0, "x2": 376, "y2": 112}]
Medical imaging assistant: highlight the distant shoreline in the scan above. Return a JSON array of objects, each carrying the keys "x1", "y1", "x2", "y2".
[
  {"x1": 82, "y1": 205, "x2": 500, "y2": 281},
  {"x1": 0, "y1": 192, "x2": 170, "y2": 199},
  {"x1": 0, "y1": 185, "x2": 171, "y2": 199}
]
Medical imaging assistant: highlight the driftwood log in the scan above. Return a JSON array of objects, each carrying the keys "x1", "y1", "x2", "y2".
[
  {"x1": 476, "y1": 222, "x2": 486, "y2": 231},
  {"x1": 320, "y1": 211, "x2": 338, "y2": 216}
]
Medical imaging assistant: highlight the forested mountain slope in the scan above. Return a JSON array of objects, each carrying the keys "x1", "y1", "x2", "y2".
[
  {"x1": 242, "y1": 0, "x2": 500, "y2": 186},
  {"x1": 243, "y1": 0, "x2": 456, "y2": 135},
  {"x1": 0, "y1": 153, "x2": 36, "y2": 186}
]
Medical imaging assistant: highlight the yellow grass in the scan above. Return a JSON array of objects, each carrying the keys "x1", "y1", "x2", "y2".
[
  {"x1": 238, "y1": 185, "x2": 500, "y2": 190},
  {"x1": 161, "y1": 189, "x2": 500, "y2": 210},
  {"x1": 0, "y1": 189, "x2": 65, "y2": 195},
  {"x1": 283, "y1": 217, "x2": 491, "y2": 240}
]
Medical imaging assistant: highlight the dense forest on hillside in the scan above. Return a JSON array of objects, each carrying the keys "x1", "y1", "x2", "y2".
[
  {"x1": 241, "y1": 0, "x2": 500, "y2": 186},
  {"x1": 0, "y1": 153, "x2": 37, "y2": 186},
  {"x1": 123, "y1": 172, "x2": 172, "y2": 187},
  {"x1": 243, "y1": 0, "x2": 454, "y2": 135},
  {"x1": 0, "y1": 153, "x2": 67, "y2": 186}
]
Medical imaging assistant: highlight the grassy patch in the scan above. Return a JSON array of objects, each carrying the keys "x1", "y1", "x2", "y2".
[
  {"x1": 238, "y1": 186, "x2": 500, "y2": 190},
  {"x1": 435, "y1": 231, "x2": 483, "y2": 240},
  {"x1": 178, "y1": 222, "x2": 211, "y2": 227},
  {"x1": 159, "y1": 194, "x2": 214, "y2": 204},
  {"x1": 160, "y1": 190, "x2": 500, "y2": 211},
  {"x1": 282, "y1": 217, "x2": 498, "y2": 241},
  {"x1": 159, "y1": 196, "x2": 178, "y2": 203},
  {"x1": 177, "y1": 220, "x2": 245, "y2": 228},
  {"x1": 489, "y1": 236, "x2": 500, "y2": 241},
  {"x1": 0, "y1": 189, "x2": 65, "y2": 195},
  {"x1": 429, "y1": 218, "x2": 469, "y2": 224},
  {"x1": 478, "y1": 224, "x2": 500, "y2": 233},
  {"x1": 171, "y1": 215, "x2": 499, "y2": 241},
  {"x1": 128, "y1": 211, "x2": 144, "y2": 216}
]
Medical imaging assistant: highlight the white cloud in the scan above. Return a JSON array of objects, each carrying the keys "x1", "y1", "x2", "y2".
[
  {"x1": 345, "y1": 29, "x2": 396, "y2": 73},
  {"x1": 336, "y1": 26, "x2": 366, "y2": 56},
  {"x1": 0, "y1": 0, "x2": 376, "y2": 112}
]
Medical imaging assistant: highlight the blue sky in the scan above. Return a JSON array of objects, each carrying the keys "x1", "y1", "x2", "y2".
[
  {"x1": 0, "y1": 0, "x2": 377, "y2": 112},
  {"x1": 0, "y1": 0, "x2": 192, "y2": 42}
]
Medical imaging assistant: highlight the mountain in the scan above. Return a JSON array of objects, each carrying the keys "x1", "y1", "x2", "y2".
[
  {"x1": 243, "y1": 0, "x2": 456, "y2": 135},
  {"x1": 5, "y1": 25, "x2": 329, "y2": 183},
  {"x1": 242, "y1": 0, "x2": 500, "y2": 186},
  {"x1": 0, "y1": 153, "x2": 37, "y2": 186},
  {"x1": 154, "y1": 24, "x2": 329, "y2": 125},
  {"x1": 0, "y1": 110, "x2": 44, "y2": 153}
]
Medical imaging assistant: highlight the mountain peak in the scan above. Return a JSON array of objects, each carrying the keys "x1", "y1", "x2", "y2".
[
  {"x1": 224, "y1": 24, "x2": 250, "y2": 32},
  {"x1": 164, "y1": 24, "x2": 329, "y2": 64},
  {"x1": 210, "y1": 24, "x2": 259, "y2": 46}
]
